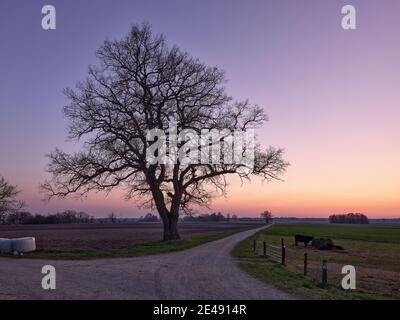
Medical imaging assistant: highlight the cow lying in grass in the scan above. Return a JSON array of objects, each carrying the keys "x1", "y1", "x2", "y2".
[{"x1": 294, "y1": 234, "x2": 314, "y2": 247}]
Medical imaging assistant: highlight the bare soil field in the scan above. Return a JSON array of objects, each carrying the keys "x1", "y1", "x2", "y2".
[{"x1": 0, "y1": 222, "x2": 259, "y2": 251}]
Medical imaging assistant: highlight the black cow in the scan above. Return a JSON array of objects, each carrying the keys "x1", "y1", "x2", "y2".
[{"x1": 294, "y1": 234, "x2": 314, "y2": 247}]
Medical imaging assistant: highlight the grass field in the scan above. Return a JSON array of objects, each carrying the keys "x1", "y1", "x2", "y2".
[
  {"x1": 231, "y1": 223, "x2": 400, "y2": 300},
  {"x1": 0, "y1": 222, "x2": 258, "y2": 259}
]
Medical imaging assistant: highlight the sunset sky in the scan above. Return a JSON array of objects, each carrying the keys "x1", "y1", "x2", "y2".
[{"x1": 0, "y1": 0, "x2": 399, "y2": 218}]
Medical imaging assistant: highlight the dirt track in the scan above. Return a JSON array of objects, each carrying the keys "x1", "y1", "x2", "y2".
[{"x1": 0, "y1": 225, "x2": 293, "y2": 300}]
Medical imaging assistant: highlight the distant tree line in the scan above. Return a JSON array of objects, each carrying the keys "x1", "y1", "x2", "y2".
[
  {"x1": 101, "y1": 213, "x2": 160, "y2": 224},
  {"x1": 329, "y1": 213, "x2": 369, "y2": 224},
  {"x1": 138, "y1": 213, "x2": 159, "y2": 222},
  {"x1": 182, "y1": 212, "x2": 238, "y2": 222},
  {"x1": 1, "y1": 210, "x2": 94, "y2": 225}
]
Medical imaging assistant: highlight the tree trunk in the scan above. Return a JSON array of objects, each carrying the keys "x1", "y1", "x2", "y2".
[
  {"x1": 147, "y1": 177, "x2": 181, "y2": 241},
  {"x1": 163, "y1": 214, "x2": 180, "y2": 241}
]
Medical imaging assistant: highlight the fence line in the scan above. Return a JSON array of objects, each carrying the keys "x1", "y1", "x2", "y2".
[{"x1": 251, "y1": 237, "x2": 344, "y2": 286}]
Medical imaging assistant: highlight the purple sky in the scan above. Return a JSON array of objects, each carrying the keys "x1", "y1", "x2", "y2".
[{"x1": 1, "y1": 1, "x2": 400, "y2": 218}]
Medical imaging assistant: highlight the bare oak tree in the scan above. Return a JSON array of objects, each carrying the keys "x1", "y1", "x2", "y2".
[
  {"x1": 0, "y1": 175, "x2": 24, "y2": 224},
  {"x1": 41, "y1": 24, "x2": 289, "y2": 240}
]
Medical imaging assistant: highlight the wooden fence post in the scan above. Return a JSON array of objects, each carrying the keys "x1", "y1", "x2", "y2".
[
  {"x1": 253, "y1": 239, "x2": 256, "y2": 252},
  {"x1": 263, "y1": 242, "x2": 266, "y2": 256},
  {"x1": 304, "y1": 253, "x2": 308, "y2": 276},
  {"x1": 281, "y1": 244, "x2": 286, "y2": 265},
  {"x1": 322, "y1": 260, "x2": 328, "y2": 284}
]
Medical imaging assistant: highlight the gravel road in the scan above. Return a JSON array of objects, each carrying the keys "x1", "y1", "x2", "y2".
[{"x1": 0, "y1": 225, "x2": 293, "y2": 300}]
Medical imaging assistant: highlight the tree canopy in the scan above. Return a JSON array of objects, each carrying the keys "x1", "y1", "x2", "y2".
[
  {"x1": 0, "y1": 175, "x2": 24, "y2": 223},
  {"x1": 41, "y1": 23, "x2": 289, "y2": 239}
]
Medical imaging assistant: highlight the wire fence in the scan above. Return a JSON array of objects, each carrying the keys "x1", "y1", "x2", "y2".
[{"x1": 252, "y1": 238, "x2": 344, "y2": 286}]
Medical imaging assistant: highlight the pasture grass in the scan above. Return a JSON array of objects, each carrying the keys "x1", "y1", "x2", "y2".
[{"x1": 232, "y1": 223, "x2": 400, "y2": 300}]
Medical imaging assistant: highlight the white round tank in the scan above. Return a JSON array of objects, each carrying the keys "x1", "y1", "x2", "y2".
[
  {"x1": 12, "y1": 237, "x2": 36, "y2": 253},
  {"x1": 0, "y1": 238, "x2": 13, "y2": 253}
]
